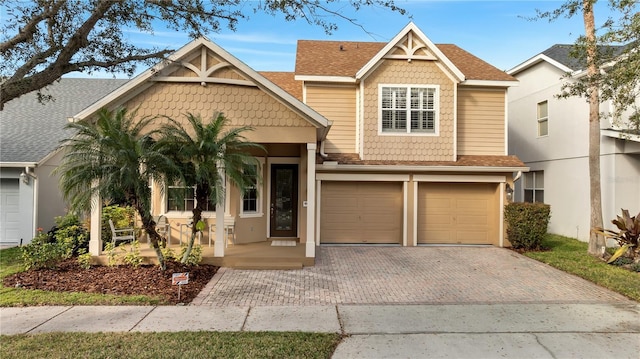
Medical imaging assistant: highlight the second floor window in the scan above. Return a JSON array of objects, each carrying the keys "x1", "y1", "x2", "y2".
[
  {"x1": 167, "y1": 184, "x2": 216, "y2": 212},
  {"x1": 380, "y1": 85, "x2": 438, "y2": 134},
  {"x1": 537, "y1": 101, "x2": 549, "y2": 137}
]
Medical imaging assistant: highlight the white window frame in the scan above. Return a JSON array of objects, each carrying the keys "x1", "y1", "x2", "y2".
[
  {"x1": 524, "y1": 171, "x2": 544, "y2": 203},
  {"x1": 165, "y1": 182, "x2": 216, "y2": 218},
  {"x1": 537, "y1": 100, "x2": 549, "y2": 137},
  {"x1": 240, "y1": 158, "x2": 265, "y2": 218},
  {"x1": 378, "y1": 84, "x2": 440, "y2": 136}
]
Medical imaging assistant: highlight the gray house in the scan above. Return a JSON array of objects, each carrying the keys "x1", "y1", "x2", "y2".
[
  {"x1": 507, "y1": 45, "x2": 640, "y2": 241},
  {"x1": 0, "y1": 78, "x2": 127, "y2": 246}
]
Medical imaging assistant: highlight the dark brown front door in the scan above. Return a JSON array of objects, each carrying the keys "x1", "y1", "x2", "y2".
[{"x1": 270, "y1": 164, "x2": 298, "y2": 237}]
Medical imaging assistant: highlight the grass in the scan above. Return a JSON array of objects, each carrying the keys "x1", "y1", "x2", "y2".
[
  {"x1": 0, "y1": 246, "x2": 165, "y2": 307},
  {"x1": 0, "y1": 332, "x2": 342, "y2": 359},
  {"x1": 523, "y1": 234, "x2": 640, "y2": 302}
]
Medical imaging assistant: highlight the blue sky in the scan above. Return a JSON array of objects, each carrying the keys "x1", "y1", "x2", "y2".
[{"x1": 113, "y1": 1, "x2": 617, "y2": 75}]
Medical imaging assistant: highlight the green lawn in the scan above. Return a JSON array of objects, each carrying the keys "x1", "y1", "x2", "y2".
[
  {"x1": 0, "y1": 332, "x2": 342, "y2": 359},
  {"x1": 523, "y1": 234, "x2": 640, "y2": 302}
]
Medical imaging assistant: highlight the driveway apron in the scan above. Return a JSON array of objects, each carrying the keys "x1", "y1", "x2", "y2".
[{"x1": 194, "y1": 246, "x2": 631, "y2": 306}]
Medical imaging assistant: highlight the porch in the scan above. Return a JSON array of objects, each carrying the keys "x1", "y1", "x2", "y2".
[{"x1": 92, "y1": 240, "x2": 313, "y2": 269}]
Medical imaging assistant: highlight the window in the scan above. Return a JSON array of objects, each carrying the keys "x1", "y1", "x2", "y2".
[
  {"x1": 524, "y1": 171, "x2": 544, "y2": 203},
  {"x1": 537, "y1": 101, "x2": 549, "y2": 137},
  {"x1": 240, "y1": 160, "x2": 263, "y2": 217},
  {"x1": 380, "y1": 85, "x2": 438, "y2": 134},
  {"x1": 167, "y1": 184, "x2": 215, "y2": 212}
]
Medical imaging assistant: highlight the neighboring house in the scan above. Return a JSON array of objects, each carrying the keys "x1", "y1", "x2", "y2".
[
  {"x1": 507, "y1": 44, "x2": 640, "y2": 241},
  {"x1": 69, "y1": 22, "x2": 526, "y2": 261},
  {"x1": 0, "y1": 78, "x2": 127, "y2": 246}
]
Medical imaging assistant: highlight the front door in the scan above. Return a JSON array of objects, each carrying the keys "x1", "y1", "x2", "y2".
[{"x1": 270, "y1": 164, "x2": 298, "y2": 237}]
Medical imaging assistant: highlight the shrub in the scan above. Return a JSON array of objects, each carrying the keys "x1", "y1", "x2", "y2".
[
  {"x1": 593, "y1": 209, "x2": 639, "y2": 263},
  {"x1": 21, "y1": 214, "x2": 89, "y2": 270},
  {"x1": 122, "y1": 240, "x2": 143, "y2": 267},
  {"x1": 77, "y1": 249, "x2": 92, "y2": 269},
  {"x1": 180, "y1": 244, "x2": 202, "y2": 266},
  {"x1": 505, "y1": 202, "x2": 551, "y2": 250}
]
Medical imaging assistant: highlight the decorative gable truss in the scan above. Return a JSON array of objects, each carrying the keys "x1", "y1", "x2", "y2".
[
  {"x1": 384, "y1": 31, "x2": 437, "y2": 61},
  {"x1": 151, "y1": 46, "x2": 256, "y2": 88}
]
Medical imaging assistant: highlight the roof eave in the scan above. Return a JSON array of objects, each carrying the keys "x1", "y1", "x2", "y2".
[
  {"x1": 461, "y1": 80, "x2": 519, "y2": 87},
  {"x1": 294, "y1": 75, "x2": 356, "y2": 83},
  {"x1": 507, "y1": 54, "x2": 574, "y2": 76},
  {"x1": 316, "y1": 164, "x2": 529, "y2": 173}
]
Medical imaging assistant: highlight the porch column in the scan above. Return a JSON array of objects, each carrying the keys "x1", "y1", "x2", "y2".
[
  {"x1": 214, "y1": 165, "x2": 225, "y2": 257},
  {"x1": 89, "y1": 180, "x2": 102, "y2": 255},
  {"x1": 306, "y1": 143, "x2": 317, "y2": 258}
]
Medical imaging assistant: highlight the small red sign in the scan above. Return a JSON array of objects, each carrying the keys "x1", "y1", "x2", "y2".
[{"x1": 172, "y1": 272, "x2": 189, "y2": 285}]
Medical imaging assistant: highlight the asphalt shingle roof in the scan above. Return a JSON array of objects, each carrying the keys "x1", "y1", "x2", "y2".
[
  {"x1": 542, "y1": 44, "x2": 626, "y2": 71},
  {"x1": 295, "y1": 40, "x2": 515, "y2": 82},
  {"x1": 0, "y1": 78, "x2": 128, "y2": 163}
]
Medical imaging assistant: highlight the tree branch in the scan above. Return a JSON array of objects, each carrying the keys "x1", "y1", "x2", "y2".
[{"x1": 0, "y1": 0, "x2": 65, "y2": 53}]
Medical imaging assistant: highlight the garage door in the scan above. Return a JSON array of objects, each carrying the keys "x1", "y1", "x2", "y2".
[
  {"x1": 0, "y1": 179, "x2": 21, "y2": 244},
  {"x1": 321, "y1": 181, "x2": 403, "y2": 244},
  {"x1": 417, "y1": 182, "x2": 498, "y2": 244}
]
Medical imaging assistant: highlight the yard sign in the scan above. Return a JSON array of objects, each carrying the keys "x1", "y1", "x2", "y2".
[{"x1": 172, "y1": 272, "x2": 189, "y2": 301}]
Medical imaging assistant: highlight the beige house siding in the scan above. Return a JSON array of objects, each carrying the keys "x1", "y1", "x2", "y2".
[
  {"x1": 362, "y1": 60, "x2": 455, "y2": 161},
  {"x1": 457, "y1": 87, "x2": 506, "y2": 155},
  {"x1": 123, "y1": 82, "x2": 316, "y2": 145},
  {"x1": 305, "y1": 85, "x2": 357, "y2": 153}
]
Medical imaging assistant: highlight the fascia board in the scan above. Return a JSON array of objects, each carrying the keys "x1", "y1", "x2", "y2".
[
  {"x1": 507, "y1": 54, "x2": 574, "y2": 75},
  {"x1": 355, "y1": 22, "x2": 465, "y2": 82},
  {"x1": 462, "y1": 80, "x2": 519, "y2": 87},
  {"x1": 0, "y1": 162, "x2": 38, "y2": 168},
  {"x1": 294, "y1": 75, "x2": 356, "y2": 83},
  {"x1": 316, "y1": 164, "x2": 529, "y2": 173}
]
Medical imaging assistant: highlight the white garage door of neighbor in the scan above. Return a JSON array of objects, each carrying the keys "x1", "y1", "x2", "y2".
[
  {"x1": 417, "y1": 182, "x2": 498, "y2": 245},
  {"x1": 321, "y1": 181, "x2": 403, "y2": 244},
  {"x1": 0, "y1": 179, "x2": 21, "y2": 244}
]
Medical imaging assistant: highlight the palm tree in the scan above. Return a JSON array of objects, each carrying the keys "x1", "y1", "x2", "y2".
[
  {"x1": 56, "y1": 108, "x2": 179, "y2": 270},
  {"x1": 158, "y1": 112, "x2": 264, "y2": 263}
]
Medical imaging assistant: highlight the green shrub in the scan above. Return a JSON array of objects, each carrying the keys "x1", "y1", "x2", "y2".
[
  {"x1": 180, "y1": 244, "x2": 202, "y2": 266},
  {"x1": 505, "y1": 202, "x2": 551, "y2": 250},
  {"x1": 21, "y1": 214, "x2": 89, "y2": 270},
  {"x1": 122, "y1": 241, "x2": 143, "y2": 267},
  {"x1": 77, "y1": 249, "x2": 92, "y2": 269}
]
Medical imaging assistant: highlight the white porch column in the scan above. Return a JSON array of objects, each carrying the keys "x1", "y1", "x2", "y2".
[
  {"x1": 214, "y1": 166, "x2": 226, "y2": 257},
  {"x1": 89, "y1": 180, "x2": 102, "y2": 255},
  {"x1": 306, "y1": 143, "x2": 317, "y2": 258}
]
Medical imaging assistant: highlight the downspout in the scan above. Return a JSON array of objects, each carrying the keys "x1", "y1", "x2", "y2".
[
  {"x1": 24, "y1": 166, "x2": 38, "y2": 238},
  {"x1": 319, "y1": 140, "x2": 328, "y2": 158},
  {"x1": 513, "y1": 171, "x2": 522, "y2": 183}
]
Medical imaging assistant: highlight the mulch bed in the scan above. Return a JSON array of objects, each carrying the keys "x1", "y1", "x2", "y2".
[{"x1": 3, "y1": 259, "x2": 218, "y2": 305}]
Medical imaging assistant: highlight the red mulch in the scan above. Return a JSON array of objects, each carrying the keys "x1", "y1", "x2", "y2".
[{"x1": 3, "y1": 259, "x2": 218, "y2": 305}]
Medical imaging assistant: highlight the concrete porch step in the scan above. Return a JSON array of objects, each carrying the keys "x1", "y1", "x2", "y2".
[{"x1": 232, "y1": 260, "x2": 304, "y2": 270}]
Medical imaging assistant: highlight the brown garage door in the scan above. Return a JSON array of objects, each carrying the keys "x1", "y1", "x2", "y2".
[
  {"x1": 417, "y1": 182, "x2": 498, "y2": 245},
  {"x1": 321, "y1": 181, "x2": 403, "y2": 244}
]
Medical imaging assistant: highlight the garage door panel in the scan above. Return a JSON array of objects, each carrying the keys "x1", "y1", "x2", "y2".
[
  {"x1": 1, "y1": 180, "x2": 21, "y2": 243},
  {"x1": 321, "y1": 181, "x2": 403, "y2": 244},
  {"x1": 418, "y1": 183, "x2": 498, "y2": 245}
]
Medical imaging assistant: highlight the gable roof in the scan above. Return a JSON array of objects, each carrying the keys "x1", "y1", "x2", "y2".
[
  {"x1": 508, "y1": 44, "x2": 627, "y2": 75},
  {"x1": 73, "y1": 37, "x2": 330, "y2": 136},
  {"x1": 0, "y1": 78, "x2": 127, "y2": 164},
  {"x1": 295, "y1": 22, "x2": 515, "y2": 84}
]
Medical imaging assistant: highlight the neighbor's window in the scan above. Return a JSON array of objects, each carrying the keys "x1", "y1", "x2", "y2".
[
  {"x1": 167, "y1": 184, "x2": 216, "y2": 212},
  {"x1": 524, "y1": 171, "x2": 544, "y2": 203},
  {"x1": 380, "y1": 85, "x2": 438, "y2": 134},
  {"x1": 537, "y1": 101, "x2": 549, "y2": 137}
]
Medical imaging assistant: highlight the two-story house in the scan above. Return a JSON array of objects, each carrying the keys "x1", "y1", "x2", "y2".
[
  {"x1": 508, "y1": 44, "x2": 640, "y2": 241},
  {"x1": 71, "y1": 23, "x2": 526, "y2": 264}
]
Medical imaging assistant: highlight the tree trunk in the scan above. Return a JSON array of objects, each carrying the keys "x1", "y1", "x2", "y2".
[
  {"x1": 135, "y1": 206, "x2": 166, "y2": 270},
  {"x1": 583, "y1": 0, "x2": 606, "y2": 256}
]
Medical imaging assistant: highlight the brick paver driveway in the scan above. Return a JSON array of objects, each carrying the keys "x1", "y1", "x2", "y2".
[{"x1": 195, "y1": 246, "x2": 631, "y2": 306}]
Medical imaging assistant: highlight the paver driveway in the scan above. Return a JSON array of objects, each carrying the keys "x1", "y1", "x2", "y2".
[{"x1": 194, "y1": 246, "x2": 631, "y2": 306}]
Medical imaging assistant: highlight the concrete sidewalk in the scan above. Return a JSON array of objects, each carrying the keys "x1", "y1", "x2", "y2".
[{"x1": 2, "y1": 303, "x2": 639, "y2": 358}]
